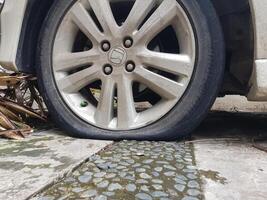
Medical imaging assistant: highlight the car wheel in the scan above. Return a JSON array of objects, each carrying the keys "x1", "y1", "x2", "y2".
[{"x1": 37, "y1": 0, "x2": 224, "y2": 140}]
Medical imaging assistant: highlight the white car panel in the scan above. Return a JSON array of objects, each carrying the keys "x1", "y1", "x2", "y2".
[
  {"x1": 0, "y1": 0, "x2": 28, "y2": 71},
  {"x1": 248, "y1": 0, "x2": 267, "y2": 100}
]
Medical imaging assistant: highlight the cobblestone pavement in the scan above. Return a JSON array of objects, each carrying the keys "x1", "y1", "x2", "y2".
[{"x1": 34, "y1": 141, "x2": 203, "y2": 200}]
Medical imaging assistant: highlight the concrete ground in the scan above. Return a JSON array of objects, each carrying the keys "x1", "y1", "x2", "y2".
[
  {"x1": 0, "y1": 130, "x2": 112, "y2": 200},
  {"x1": 0, "y1": 95, "x2": 267, "y2": 200},
  {"x1": 193, "y1": 112, "x2": 267, "y2": 200}
]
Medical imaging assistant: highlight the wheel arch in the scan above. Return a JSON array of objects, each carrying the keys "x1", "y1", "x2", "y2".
[
  {"x1": 15, "y1": 0, "x2": 54, "y2": 73},
  {"x1": 210, "y1": 0, "x2": 254, "y2": 95}
]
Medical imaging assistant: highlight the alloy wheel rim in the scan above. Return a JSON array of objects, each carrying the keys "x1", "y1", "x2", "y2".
[{"x1": 52, "y1": 0, "x2": 196, "y2": 130}]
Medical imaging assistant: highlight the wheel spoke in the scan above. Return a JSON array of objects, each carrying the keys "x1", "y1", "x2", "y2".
[
  {"x1": 121, "y1": 0, "x2": 155, "y2": 35},
  {"x1": 134, "y1": 67, "x2": 185, "y2": 99},
  {"x1": 88, "y1": 0, "x2": 119, "y2": 37},
  {"x1": 95, "y1": 78, "x2": 115, "y2": 126},
  {"x1": 138, "y1": 50, "x2": 192, "y2": 76},
  {"x1": 57, "y1": 66, "x2": 99, "y2": 93},
  {"x1": 116, "y1": 76, "x2": 136, "y2": 129},
  {"x1": 134, "y1": 0, "x2": 178, "y2": 45},
  {"x1": 54, "y1": 50, "x2": 100, "y2": 72},
  {"x1": 70, "y1": 2, "x2": 105, "y2": 43}
]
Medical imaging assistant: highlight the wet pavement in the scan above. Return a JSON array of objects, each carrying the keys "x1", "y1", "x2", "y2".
[
  {"x1": 32, "y1": 111, "x2": 267, "y2": 200},
  {"x1": 1, "y1": 96, "x2": 267, "y2": 200},
  {"x1": 0, "y1": 130, "x2": 112, "y2": 200},
  {"x1": 35, "y1": 141, "x2": 202, "y2": 200},
  {"x1": 193, "y1": 111, "x2": 267, "y2": 200}
]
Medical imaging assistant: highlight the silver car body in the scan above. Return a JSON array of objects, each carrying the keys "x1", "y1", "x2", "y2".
[{"x1": 0, "y1": 0, "x2": 267, "y2": 101}]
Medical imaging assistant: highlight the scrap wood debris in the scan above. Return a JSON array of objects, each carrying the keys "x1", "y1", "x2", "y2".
[{"x1": 0, "y1": 71, "x2": 47, "y2": 139}]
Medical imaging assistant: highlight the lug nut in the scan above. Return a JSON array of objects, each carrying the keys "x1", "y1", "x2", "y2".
[
  {"x1": 125, "y1": 61, "x2": 135, "y2": 72},
  {"x1": 101, "y1": 41, "x2": 110, "y2": 52},
  {"x1": 103, "y1": 64, "x2": 113, "y2": 75},
  {"x1": 124, "y1": 37, "x2": 133, "y2": 48}
]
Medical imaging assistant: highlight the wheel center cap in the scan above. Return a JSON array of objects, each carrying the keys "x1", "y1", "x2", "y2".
[{"x1": 108, "y1": 47, "x2": 127, "y2": 66}]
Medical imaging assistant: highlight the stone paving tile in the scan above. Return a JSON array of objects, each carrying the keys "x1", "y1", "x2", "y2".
[{"x1": 34, "y1": 141, "x2": 203, "y2": 200}]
